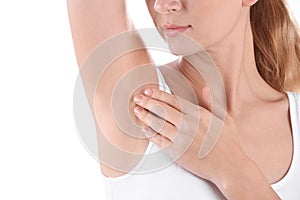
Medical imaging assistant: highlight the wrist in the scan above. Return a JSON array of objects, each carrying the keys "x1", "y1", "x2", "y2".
[{"x1": 215, "y1": 156, "x2": 280, "y2": 200}]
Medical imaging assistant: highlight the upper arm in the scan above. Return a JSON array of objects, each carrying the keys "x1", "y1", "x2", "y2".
[{"x1": 67, "y1": 0, "x2": 157, "y2": 177}]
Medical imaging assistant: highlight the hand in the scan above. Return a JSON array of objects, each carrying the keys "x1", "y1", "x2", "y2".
[
  {"x1": 133, "y1": 87, "x2": 244, "y2": 182},
  {"x1": 133, "y1": 88, "x2": 280, "y2": 199}
]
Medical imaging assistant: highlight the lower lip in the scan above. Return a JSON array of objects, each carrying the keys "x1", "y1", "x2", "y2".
[{"x1": 164, "y1": 27, "x2": 191, "y2": 37}]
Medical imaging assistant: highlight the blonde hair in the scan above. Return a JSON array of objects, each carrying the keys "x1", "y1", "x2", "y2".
[{"x1": 250, "y1": 0, "x2": 300, "y2": 92}]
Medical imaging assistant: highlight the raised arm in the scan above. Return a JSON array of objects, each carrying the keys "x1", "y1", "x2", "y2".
[
  {"x1": 67, "y1": 0, "x2": 133, "y2": 65},
  {"x1": 67, "y1": 0, "x2": 157, "y2": 177}
]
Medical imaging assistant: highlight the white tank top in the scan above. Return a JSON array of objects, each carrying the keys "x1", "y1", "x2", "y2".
[{"x1": 103, "y1": 69, "x2": 300, "y2": 200}]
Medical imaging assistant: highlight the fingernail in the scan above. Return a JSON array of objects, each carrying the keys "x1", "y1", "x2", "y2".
[
  {"x1": 134, "y1": 106, "x2": 142, "y2": 117},
  {"x1": 144, "y1": 89, "x2": 153, "y2": 96},
  {"x1": 134, "y1": 95, "x2": 143, "y2": 103}
]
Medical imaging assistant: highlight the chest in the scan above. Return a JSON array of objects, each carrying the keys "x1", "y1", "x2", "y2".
[
  {"x1": 158, "y1": 65, "x2": 294, "y2": 184},
  {"x1": 235, "y1": 112, "x2": 293, "y2": 185}
]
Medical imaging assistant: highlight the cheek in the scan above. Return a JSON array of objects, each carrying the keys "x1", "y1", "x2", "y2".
[{"x1": 187, "y1": 0, "x2": 243, "y2": 47}]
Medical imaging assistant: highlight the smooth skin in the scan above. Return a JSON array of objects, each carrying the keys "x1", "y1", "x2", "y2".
[
  {"x1": 134, "y1": 87, "x2": 281, "y2": 199},
  {"x1": 137, "y1": 0, "x2": 292, "y2": 199},
  {"x1": 67, "y1": 0, "x2": 292, "y2": 199},
  {"x1": 67, "y1": 0, "x2": 156, "y2": 177}
]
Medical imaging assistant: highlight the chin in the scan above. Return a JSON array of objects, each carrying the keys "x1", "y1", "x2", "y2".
[
  {"x1": 166, "y1": 33, "x2": 206, "y2": 57},
  {"x1": 156, "y1": 27, "x2": 207, "y2": 56}
]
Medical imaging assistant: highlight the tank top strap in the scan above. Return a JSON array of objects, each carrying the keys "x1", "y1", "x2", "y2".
[{"x1": 156, "y1": 67, "x2": 172, "y2": 94}]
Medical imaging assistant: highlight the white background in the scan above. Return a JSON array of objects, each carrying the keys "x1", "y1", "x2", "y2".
[{"x1": 0, "y1": 1, "x2": 299, "y2": 200}]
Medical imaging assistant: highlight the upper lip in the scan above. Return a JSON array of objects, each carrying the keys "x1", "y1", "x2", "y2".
[{"x1": 162, "y1": 24, "x2": 191, "y2": 30}]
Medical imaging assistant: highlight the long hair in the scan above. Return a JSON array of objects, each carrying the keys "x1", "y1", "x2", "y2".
[{"x1": 250, "y1": 0, "x2": 300, "y2": 92}]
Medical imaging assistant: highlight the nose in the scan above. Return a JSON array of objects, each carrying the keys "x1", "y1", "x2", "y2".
[{"x1": 154, "y1": 0, "x2": 182, "y2": 14}]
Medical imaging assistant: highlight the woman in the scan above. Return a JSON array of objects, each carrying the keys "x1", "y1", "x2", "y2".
[{"x1": 67, "y1": 0, "x2": 300, "y2": 199}]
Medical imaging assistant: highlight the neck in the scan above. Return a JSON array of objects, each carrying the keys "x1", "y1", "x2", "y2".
[{"x1": 179, "y1": 14, "x2": 283, "y2": 115}]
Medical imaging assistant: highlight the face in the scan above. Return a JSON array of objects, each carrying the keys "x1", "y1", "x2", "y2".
[{"x1": 146, "y1": 0, "x2": 246, "y2": 54}]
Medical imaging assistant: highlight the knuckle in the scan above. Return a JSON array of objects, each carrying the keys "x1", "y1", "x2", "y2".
[
  {"x1": 150, "y1": 115, "x2": 165, "y2": 132},
  {"x1": 169, "y1": 95, "x2": 176, "y2": 105},
  {"x1": 143, "y1": 96, "x2": 151, "y2": 108},
  {"x1": 156, "y1": 135, "x2": 168, "y2": 148},
  {"x1": 143, "y1": 112, "x2": 152, "y2": 125},
  {"x1": 161, "y1": 141, "x2": 169, "y2": 148},
  {"x1": 155, "y1": 89, "x2": 162, "y2": 99},
  {"x1": 140, "y1": 110, "x2": 150, "y2": 122}
]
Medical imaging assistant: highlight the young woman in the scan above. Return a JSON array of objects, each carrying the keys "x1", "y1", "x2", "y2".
[{"x1": 67, "y1": 0, "x2": 300, "y2": 199}]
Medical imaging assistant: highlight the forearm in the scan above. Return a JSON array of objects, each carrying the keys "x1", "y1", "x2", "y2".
[{"x1": 216, "y1": 158, "x2": 280, "y2": 200}]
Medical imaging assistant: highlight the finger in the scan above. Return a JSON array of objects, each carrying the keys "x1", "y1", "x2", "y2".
[
  {"x1": 144, "y1": 88, "x2": 197, "y2": 114},
  {"x1": 134, "y1": 94, "x2": 181, "y2": 126},
  {"x1": 144, "y1": 88, "x2": 181, "y2": 111},
  {"x1": 143, "y1": 128, "x2": 172, "y2": 149},
  {"x1": 134, "y1": 106, "x2": 178, "y2": 141},
  {"x1": 141, "y1": 126, "x2": 156, "y2": 138}
]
